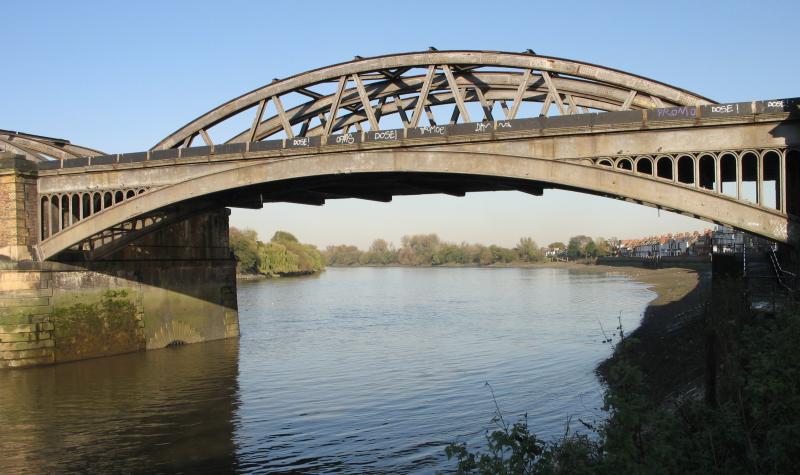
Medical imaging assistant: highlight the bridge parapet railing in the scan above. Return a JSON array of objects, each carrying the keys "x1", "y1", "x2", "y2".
[
  {"x1": 768, "y1": 248, "x2": 798, "y2": 293},
  {"x1": 36, "y1": 97, "x2": 800, "y2": 172},
  {"x1": 38, "y1": 186, "x2": 151, "y2": 242}
]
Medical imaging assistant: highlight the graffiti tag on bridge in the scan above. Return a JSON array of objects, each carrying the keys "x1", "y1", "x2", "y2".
[
  {"x1": 418, "y1": 125, "x2": 448, "y2": 135},
  {"x1": 335, "y1": 133, "x2": 356, "y2": 145},
  {"x1": 370, "y1": 130, "x2": 399, "y2": 141},
  {"x1": 655, "y1": 107, "x2": 697, "y2": 119}
]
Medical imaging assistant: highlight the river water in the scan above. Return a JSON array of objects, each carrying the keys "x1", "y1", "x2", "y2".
[{"x1": 0, "y1": 267, "x2": 654, "y2": 473}]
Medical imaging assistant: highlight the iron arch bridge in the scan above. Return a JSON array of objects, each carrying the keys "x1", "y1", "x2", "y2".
[
  {"x1": 24, "y1": 50, "x2": 800, "y2": 261},
  {"x1": 0, "y1": 129, "x2": 104, "y2": 162}
]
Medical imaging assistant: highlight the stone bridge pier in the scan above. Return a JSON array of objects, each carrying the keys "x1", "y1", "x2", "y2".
[{"x1": 0, "y1": 153, "x2": 239, "y2": 369}]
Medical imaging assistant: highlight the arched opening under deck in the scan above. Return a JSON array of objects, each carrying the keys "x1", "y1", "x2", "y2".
[
  {"x1": 698, "y1": 154, "x2": 716, "y2": 191},
  {"x1": 740, "y1": 151, "x2": 759, "y2": 204},
  {"x1": 636, "y1": 157, "x2": 653, "y2": 175},
  {"x1": 677, "y1": 155, "x2": 694, "y2": 185},
  {"x1": 656, "y1": 156, "x2": 673, "y2": 180}
]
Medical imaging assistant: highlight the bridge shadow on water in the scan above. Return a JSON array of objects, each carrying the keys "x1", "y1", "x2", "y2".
[{"x1": 0, "y1": 338, "x2": 243, "y2": 473}]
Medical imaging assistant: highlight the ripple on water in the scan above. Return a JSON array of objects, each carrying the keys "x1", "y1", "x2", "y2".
[{"x1": 0, "y1": 266, "x2": 653, "y2": 473}]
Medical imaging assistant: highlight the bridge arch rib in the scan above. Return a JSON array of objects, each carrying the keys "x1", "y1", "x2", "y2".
[
  {"x1": 0, "y1": 129, "x2": 104, "y2": 163},
  {"x1": 151, "y1": 50, "x2": 714, "y2": 151},
  {"x1": 38, "y1": 149, "x2": 792, "y2": 261}
]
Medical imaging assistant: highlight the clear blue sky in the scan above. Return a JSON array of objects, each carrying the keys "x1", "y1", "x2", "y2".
[{"x1": 4, "y1": 1, "x2": 798, "y2": 248}]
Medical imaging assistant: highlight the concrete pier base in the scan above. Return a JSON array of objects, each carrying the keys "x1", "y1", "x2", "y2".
[{"x1": 0, "y1": 154, "x2": 239, "y2": 369}]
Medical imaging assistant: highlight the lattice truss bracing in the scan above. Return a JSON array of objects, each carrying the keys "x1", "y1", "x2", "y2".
[
  {"x1": 152, "y1": 50, "x2": 714, "y2": 150},
  {"x1": 0, "y1": 129, "x2": 103, "y2": 162},
  {"x1": 590, "y1": 148, "x2": 790, "y2": 212},
  {"x1": 40, "y1": 187, "x2": 150, "y2": 242}
]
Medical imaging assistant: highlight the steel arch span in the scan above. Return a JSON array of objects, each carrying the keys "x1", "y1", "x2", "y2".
[
  {"x1": 29, "y1": 50, "x2": 800, "y2": 261},
  {"x1": 37, "y1": 143, "x2": 798, "y2": 261},
  {"x1": 151, "y1": 50, "x2": 714, "y2": 151}
]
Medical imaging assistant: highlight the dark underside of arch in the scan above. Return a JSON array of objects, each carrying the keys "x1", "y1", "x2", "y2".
[
  {"x1": 53, "y1": 170, "x2": 703, "y2": 262},
  {"x1": 178, "y1": 171, "x2": 665, "y2": 211}
]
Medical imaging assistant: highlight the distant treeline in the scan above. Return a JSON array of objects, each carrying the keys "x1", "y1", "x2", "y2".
[
  {"x1": 322, "y1": 234, "x2": 613, "y2": 267},
  {"x1": 564, "y1": 234, "x2": 615, "y2": 259},
  {"x1": 230, "y1": 229, "x2": 616, "y2": 273},
  {"x1": 324, "y1": 234, "x2": 541, "y2": 266},
  {"x1": 229, "y1": 228, "x2": 324, "y2": 276}
]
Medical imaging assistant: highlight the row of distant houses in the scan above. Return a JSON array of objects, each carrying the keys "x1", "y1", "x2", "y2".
[{"x1": 616, "y1": 226, "x2": 746, "y2": 258}]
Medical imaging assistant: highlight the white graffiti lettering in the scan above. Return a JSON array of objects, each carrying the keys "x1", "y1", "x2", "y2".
[
  {"x1": 335, "y1": 133, "x2": 356, "y2": 145},
  {"x1": 292, "y1": 137, "x2": 310, "y2": 146},
  {"x1": 419, "y1": 125, "x2": 447, "y2": 135},
  {"x1": 767, "y1": 100, "x2": 785, "y2": 108},
  {"x1": 372, "y1": 130, "x2": 398, "y2": 140},
  {"x1": 496, "y1": 121, "x2": 512, "y2": 128},
  {"x1": 474, "y1": 122, "x2": 492, "y2": 132},
  {"x1": 710, "y1": 104, "x2": 736, "y2": 114},
  {"x1": 656, "y1": 107, "x2": 696, "y2": 118}
]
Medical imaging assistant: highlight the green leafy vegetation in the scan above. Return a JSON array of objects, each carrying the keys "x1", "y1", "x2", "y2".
[
  {"x1": 229, "y1": 228, "x2": 324, "y2": 277},
  {"x1": 322, "y1": 234, "x2": 547, "y2": 267},
  {"x1": 445, "y1": 290, "x2": 800, "y2": 474},
  {"x1": 229, "y1": 228, "x2": 260, "y2": 273},
  {"x1": 563, "y1": 235, "x2": 614, "y2": 259},
  {"x1": 52, "y1": 290, "x2": 142, "y2": 359},
  {"x1": 322, "y1": 234, "x2": 615, "y2": 267}
]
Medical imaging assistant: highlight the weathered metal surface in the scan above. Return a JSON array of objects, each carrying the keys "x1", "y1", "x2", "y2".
[
  {"x1": 0, "y1": 130, "x2": 104, "y2": 163},
  {"x1": 34, "y1": 109, "x2": 800, "y2": 260},
  {"x1": 119, "y1": 152, "x2": 148, "y2": 163},
  {"x1": 90, "y1": 155, "x2": 118, "y2": 166},
  {"x1": 150, "y1": 50, "x2": 716, "y2": 151},
  {"x1": 365, "y1": 129, "x2": 403, "y2": 143},
  {"x1": 37, "y1": 143, "x2": 795, "y2": 260}
]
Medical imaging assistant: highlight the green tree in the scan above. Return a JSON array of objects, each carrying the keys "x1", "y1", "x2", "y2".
[
  {"x1": 271, "y1": 230, "x2": 298, "y2": 243},
  {"x1": 440, "y1": 243, "x2": 471, "y2": 264},
  {"x1": 361, "y1": 239, "x2": 396, "y2": 265},
  {"x1": 594, "y1": 236, "x2": 611, "y2": 257},
  {"x1": 257, "y1": 241, "x2": 298, "y2": 276},
  {"x1": 489, "y1": 245, "x2": 517, "y2": 263},
  {"x1": 323, "y1": 245, "x2": 362, "y2": 265},
  {"x1": 584, "y1": 240, "x2": 598, "y2": 257},
  {"x1": 567, "y1": 235, "x2": 593, "y2": 259},
  {"x1": 230, "y1": 228, "x2": 326, "y2": 276},
  {"x1": 478, "y1": 247, "x2": 493, "y2": 265},
  {"x1": 398, "y1": 234, "x2": 441, "y2": 265},
  {"x1": 515, "y1": 237, "x2": 543, "y2": 262},
  {"x1": 229, "y1": 227, "x2": 260, "y2": 274}
]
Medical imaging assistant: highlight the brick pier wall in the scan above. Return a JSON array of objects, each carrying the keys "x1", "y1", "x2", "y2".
[
  {"x1": 0, "y1": 271, "x2": 55, "y2": 368},
  {"x1": 0, "y1": 154, "x2": 38, "y2": 262},
  {"x1": 0, "y1": 154, "x2": 239, "y2": 369}
]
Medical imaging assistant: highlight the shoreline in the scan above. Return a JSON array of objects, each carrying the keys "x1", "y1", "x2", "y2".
[{"x1": 592, "y1": 263, "x2": 711, "y2": 401}]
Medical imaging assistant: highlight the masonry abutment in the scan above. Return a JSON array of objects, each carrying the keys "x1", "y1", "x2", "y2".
[{"x1": 1, "y1": 153, "x2": 239, "y2": 369}]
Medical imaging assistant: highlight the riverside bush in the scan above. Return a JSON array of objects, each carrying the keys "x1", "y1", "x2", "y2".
[
  {"x1": 229, "y1": 228, "x2": 324, "y2": 276},
  {"x1": 445, "y1": 303, "x2": 800, "y2": 474}
]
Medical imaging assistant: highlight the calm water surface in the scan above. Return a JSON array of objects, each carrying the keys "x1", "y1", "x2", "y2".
[{"x1": 0, "y1": 267, "x2": 654, "y2": 473}]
